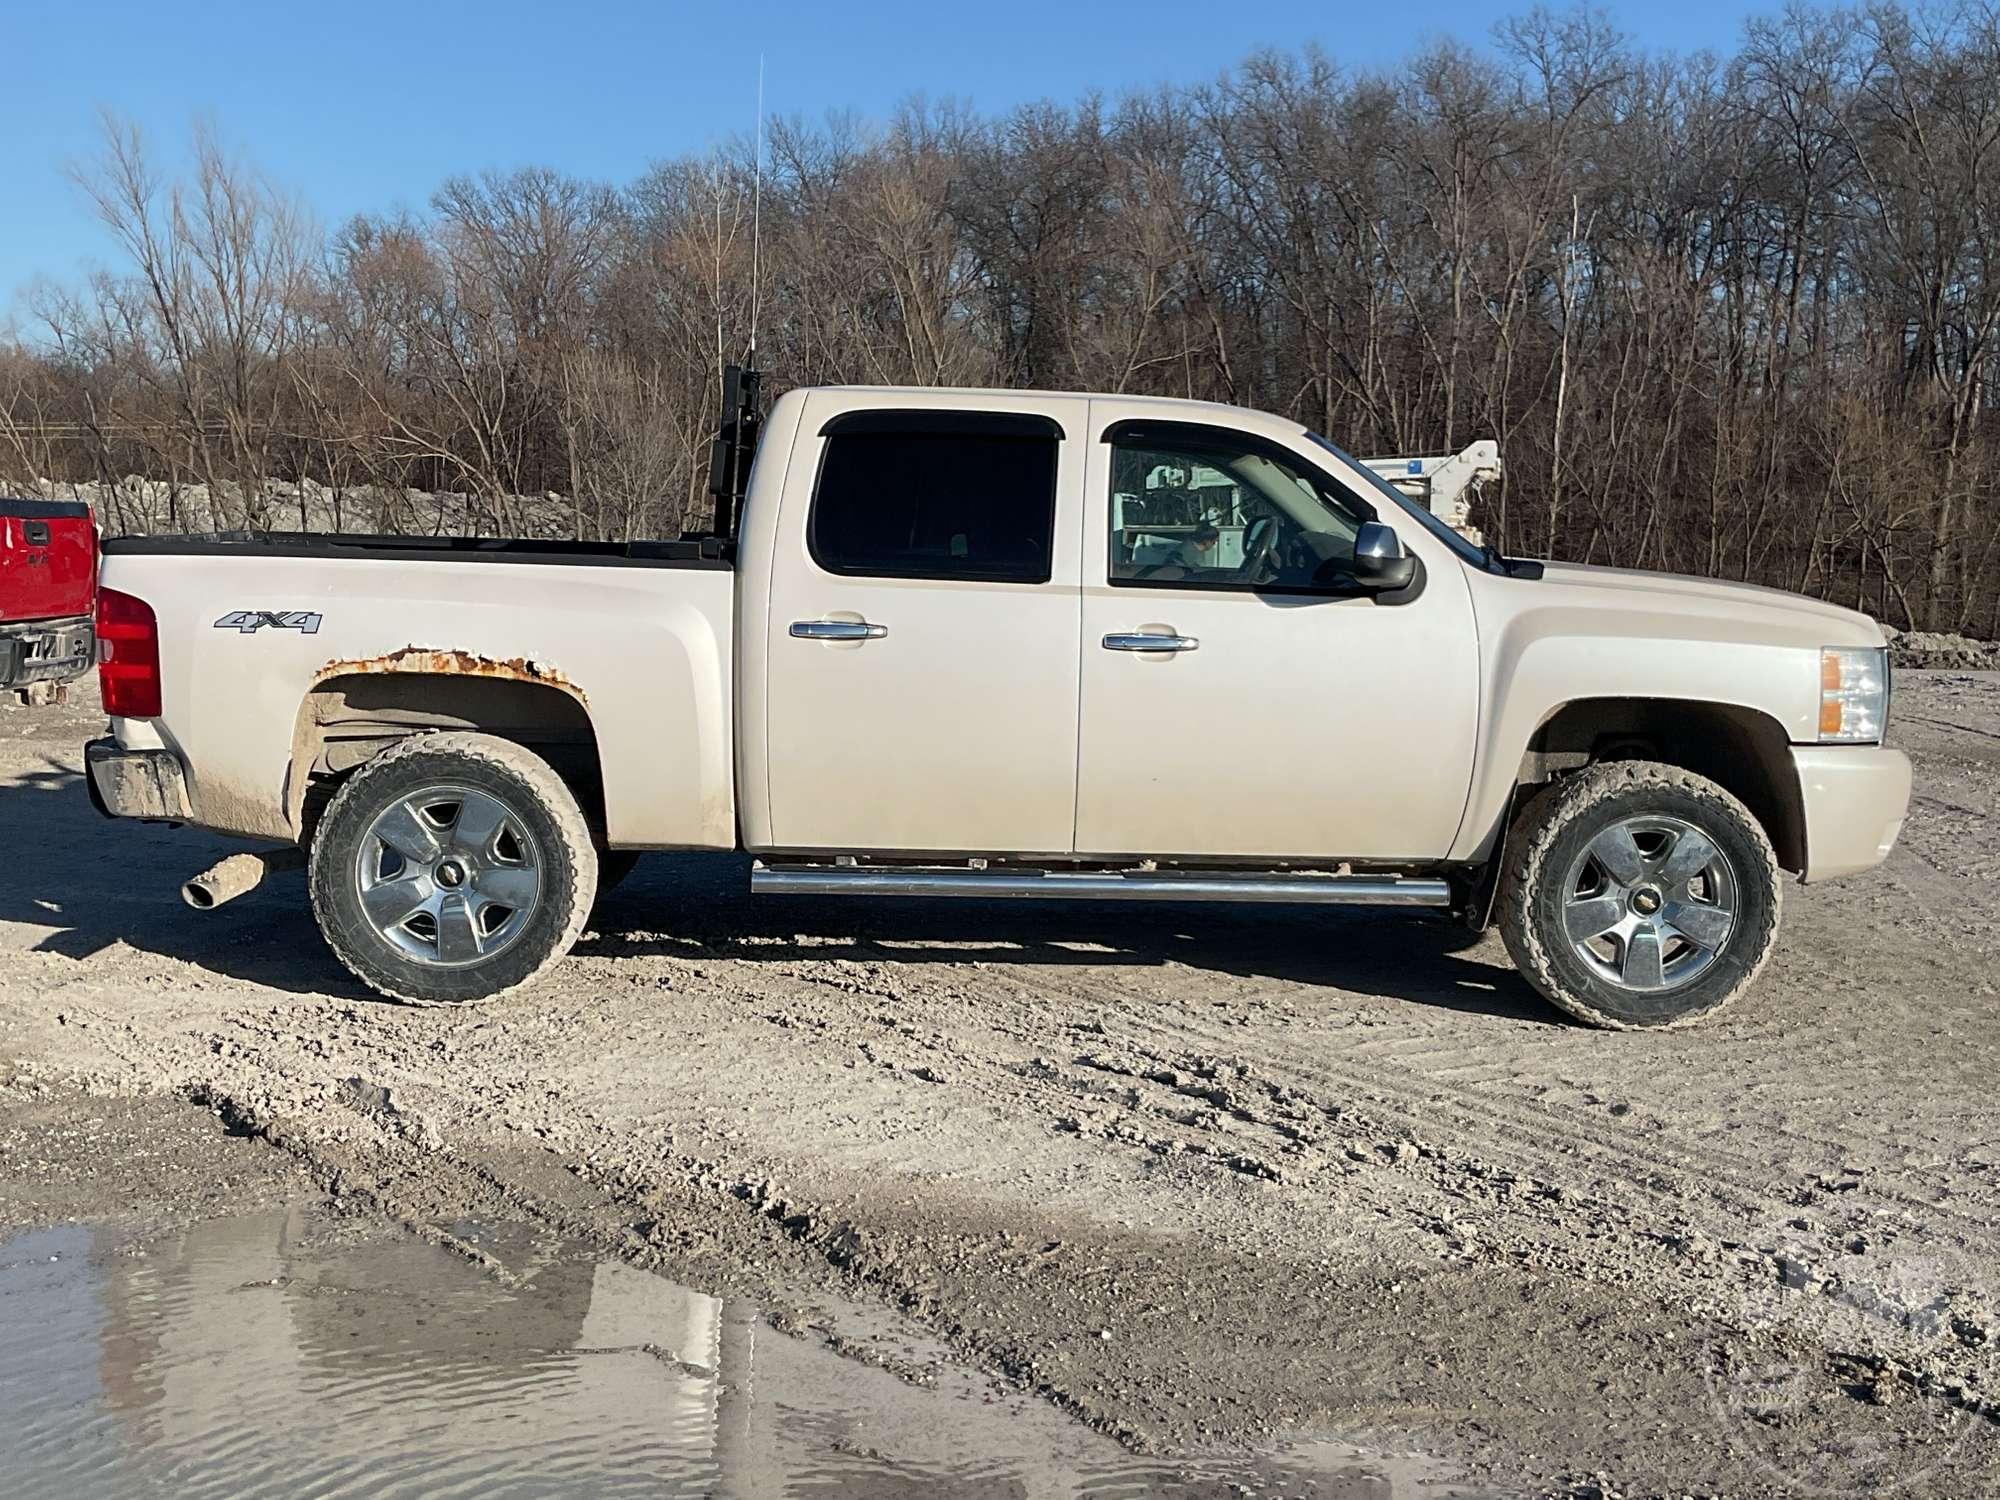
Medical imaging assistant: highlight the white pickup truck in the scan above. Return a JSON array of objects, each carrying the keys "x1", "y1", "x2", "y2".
[{"x1": 85, "y1": 384, "x2": 1911, "y2": 1029}]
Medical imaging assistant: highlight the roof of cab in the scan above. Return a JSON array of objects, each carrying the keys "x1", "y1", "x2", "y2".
[{"x1": 804, "y1": 385, "x2": 1297, "y2": 429}]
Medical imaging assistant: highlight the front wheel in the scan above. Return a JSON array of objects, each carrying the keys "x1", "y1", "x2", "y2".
[
  {"x1": 1496, "y1": 761, "x2": 1781, "y2": 1029},
  {"x1": 309, "y1": 732, "x2": 598, "y2": 1005}
]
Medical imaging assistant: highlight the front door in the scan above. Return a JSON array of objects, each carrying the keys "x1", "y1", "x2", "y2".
[
  {"x1": 1074, "y1": 406, "x2": 1480, "y2": 862},
  {"x1": 763, "y1": 397, "x2": 1088, "y2": 855}
]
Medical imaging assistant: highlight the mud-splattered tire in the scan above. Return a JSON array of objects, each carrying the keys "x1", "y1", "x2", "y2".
[
  {"x1": 1496, "y1": 761, "x2": 1781, "y2": 1030},
  {"x1": 309, "y1": 733, "x2": 598, "y2": 1006}
]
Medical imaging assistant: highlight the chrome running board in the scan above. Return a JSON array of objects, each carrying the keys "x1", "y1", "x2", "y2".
[{"x1": 751, "y1": 864, "x2": 1450, "y2": 907}]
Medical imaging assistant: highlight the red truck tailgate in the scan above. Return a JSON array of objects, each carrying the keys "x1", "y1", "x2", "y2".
[{"x1": 0, "y1": 500, "x2": 97, "y2": 623}]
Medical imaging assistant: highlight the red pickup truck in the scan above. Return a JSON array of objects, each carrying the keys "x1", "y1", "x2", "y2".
[{"x1": 0, "y1": 499, "x2": 97, "y2": 703}]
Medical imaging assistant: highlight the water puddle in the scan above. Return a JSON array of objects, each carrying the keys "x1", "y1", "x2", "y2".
[{"x1": 0, "y1": 1209, "x2": 1483, "y2": 1497}]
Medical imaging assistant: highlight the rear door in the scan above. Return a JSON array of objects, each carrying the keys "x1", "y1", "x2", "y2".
[{"x1": 760, "y1": 395, "x2": 1088, "y2": 855}]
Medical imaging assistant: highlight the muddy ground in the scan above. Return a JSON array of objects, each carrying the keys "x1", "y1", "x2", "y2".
[{"x1": 3, "y1": 674, "x2": 1998, "y2": 1497}]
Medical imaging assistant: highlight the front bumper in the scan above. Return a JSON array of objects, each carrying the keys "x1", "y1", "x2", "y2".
[
  {"x1": 1793, "y1": 744, "x2": 1912, "y2": 882},
  {"x1": 0, "y1": 617, "x2": 93, "y2": 690},
  {"x1": 84, "y1": 737, "x2": 192, "y2": 823}
]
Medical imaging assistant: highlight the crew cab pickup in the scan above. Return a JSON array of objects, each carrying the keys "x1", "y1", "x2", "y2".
[
  {"x1": 1, "y1": 498, "x2": 96, "y2": 703},
  {"x1": 84, "y1": 386, "x2": 1912, "y2": 1028}
]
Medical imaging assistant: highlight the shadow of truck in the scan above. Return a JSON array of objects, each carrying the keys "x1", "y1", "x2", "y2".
[{"x1": 4, "y1": 759, "x2": 1559, "y2": 1027}]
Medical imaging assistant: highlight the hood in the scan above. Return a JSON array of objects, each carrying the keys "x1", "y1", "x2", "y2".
[{"x1": 1527, "y1": 561, "x2": 1885, "y2": 649}]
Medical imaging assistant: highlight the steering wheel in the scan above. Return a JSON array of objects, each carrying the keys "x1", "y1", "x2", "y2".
[{"x1": 1240, "y1": 517, "x2": 1281, "y2": 581}]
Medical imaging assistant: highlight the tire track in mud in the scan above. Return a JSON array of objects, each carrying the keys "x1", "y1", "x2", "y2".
[
  {"x1": 612, "y1": 929, "x2": 2000, "y2": 1411},
  {"x1": 749, "y1": 920, "x2": 1976, "y2": 1275},
  {"x1": 656, "y1": 938, "x2": 2000, "y2": 1440},
  {"x1": 1073, "y1": 959, "x2": 2000, "y2": 1262},
  {"x1": 124, "y1": 927, "x2": 1993, "y2": 1370},
  {"x1": 94, "y1": 972, "x2": 2000, "y2": 1476},
  {"x1": 120, "y1": 1006, "x2": 1371, "y2": 1461},
  {"x1": 1011, "y1": 1008, "x2": 2000, "y2": 1423},
  {"x1": 633, "y1": 880, "x2": 2000, "y2": 1287},
  {"x1": 1049, "y1": 895, "x2": 1996, "y2": 1185}
]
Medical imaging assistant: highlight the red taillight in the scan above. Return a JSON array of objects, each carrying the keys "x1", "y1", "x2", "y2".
[{"x1": 96, "y1": 587, "x2": 162, "y2": 718}]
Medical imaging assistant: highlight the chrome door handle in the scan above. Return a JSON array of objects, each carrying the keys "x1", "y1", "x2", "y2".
[
  {"x1": 1102, "y1": 632, "x2": 1198, "y2": 653},
  {"x1": 791, "y1": 619, "x2": 888, "y2": 640}
]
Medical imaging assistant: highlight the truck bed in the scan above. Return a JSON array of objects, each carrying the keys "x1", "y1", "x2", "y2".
[
  {"x1": 94, "y1": 531, "x2": 739, "y2": 847},
  {"x1": 101, "y1": 530, "x2": 732, "y2": 567}
]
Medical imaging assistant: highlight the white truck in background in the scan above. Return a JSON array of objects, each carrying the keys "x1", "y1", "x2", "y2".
[{"x1": 85, "y1": 382, "x2": 1910, "y2": 1029}]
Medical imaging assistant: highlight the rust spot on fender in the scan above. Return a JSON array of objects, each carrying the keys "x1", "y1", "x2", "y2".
[{"x1": 315, "y1": 646, "x2": 587, "y2": 706}]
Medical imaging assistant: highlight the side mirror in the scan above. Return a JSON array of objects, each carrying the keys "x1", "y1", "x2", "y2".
[{"x1": 1350, "y1": 521, "x2": 1416, "y2": 590}]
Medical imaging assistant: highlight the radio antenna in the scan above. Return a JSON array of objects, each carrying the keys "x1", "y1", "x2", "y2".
[
  {"x1": 705, "y1": 58, "x2": 769, "y2": 544},
  {"x1": 749, "y1": 54, "x2": 765, "y2": 365}
]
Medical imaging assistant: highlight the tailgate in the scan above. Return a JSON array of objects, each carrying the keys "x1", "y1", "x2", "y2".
[{"x1": 0, "y1": 500, "x2": 98, "y2": 623}]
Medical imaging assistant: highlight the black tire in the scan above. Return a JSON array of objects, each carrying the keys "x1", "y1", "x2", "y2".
[
  {"x1": 1496, "y1": 760, "x2": 1781, "y2": 1030},
  {"x1": 308, "y1": 732, "x2": 598, "y2": 1006}
]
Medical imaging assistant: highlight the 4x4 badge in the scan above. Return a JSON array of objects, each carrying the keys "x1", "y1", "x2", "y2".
[{"x1": 214, "y1": 610, "x2": 323, "y2": 635}]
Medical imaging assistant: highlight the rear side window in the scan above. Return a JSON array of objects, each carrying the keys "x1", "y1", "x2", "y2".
[{"x1": 809, "y1": 430, "x2": 1058, "y2": 583}]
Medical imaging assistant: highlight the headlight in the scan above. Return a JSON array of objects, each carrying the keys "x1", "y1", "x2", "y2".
[{"x1": 1819, "y1": 647, "x2": 1889, "y2": 742}]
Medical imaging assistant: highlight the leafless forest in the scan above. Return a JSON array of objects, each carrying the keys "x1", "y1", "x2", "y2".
[{"x1": 5, "y1": 6, "x2": 2000, "y2": 633}]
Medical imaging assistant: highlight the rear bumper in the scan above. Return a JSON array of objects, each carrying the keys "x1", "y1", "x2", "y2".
[
  {"x1": 84, "y1": 737, "x2": 192, "y2": 823},
  {"x1": 1792, "y1": 745, "x2": 1912, "y2": 883},
  {"x1": 0, "y1": 616, "x2": 93, "y2": 689}
]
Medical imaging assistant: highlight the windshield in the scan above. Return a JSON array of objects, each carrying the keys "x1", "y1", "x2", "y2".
[{"x1": 1303, "y1": 432, "x2": 1489, "y2": 568}]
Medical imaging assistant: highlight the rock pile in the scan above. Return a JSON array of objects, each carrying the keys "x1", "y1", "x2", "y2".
[{"x1": 1885, "y1": 626, "x2": 2000, "y2": 672}]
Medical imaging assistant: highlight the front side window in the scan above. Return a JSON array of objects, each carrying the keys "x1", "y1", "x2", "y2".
[
  {"x1": 811, "y1": 428, "x2": 1058, "y2": 583},
  {"x1": 1108, "y1": 430, "x2": 1370, "y2": 592}
]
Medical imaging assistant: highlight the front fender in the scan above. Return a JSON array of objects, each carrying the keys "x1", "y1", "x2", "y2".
[{"x1": 1449, "y1": 592, "x2": 1824, "y2": 863}]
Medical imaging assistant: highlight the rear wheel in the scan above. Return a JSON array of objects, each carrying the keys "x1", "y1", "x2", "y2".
[
  {"x1": 309, "y1": 733, "x2": 598, "y2": 1005},
  {"x1": 1496, "y1": 761, "x2": 1780, "y2": 1029}
]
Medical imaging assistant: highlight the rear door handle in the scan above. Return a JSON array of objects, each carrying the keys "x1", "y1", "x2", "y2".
[
  {"x1": 791, "y1": 619, "x2": 888, "y2": 641},
  {"x1": 1102, "y1": 632, "x2": 1198, "y2": 653}
]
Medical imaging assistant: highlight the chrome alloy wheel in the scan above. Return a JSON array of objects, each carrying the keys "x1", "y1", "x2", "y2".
[
  {"x1": 1559, "y1": 814, "x2": 1738, "y2": 993},
  {"x1": 352, "y1": 784, "x2": 543, "y2": 968}
]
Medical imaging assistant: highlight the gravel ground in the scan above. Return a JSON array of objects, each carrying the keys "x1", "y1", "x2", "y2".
[{"x1": 3, "y1": 673, "x2": 1997, "y2": 1497}]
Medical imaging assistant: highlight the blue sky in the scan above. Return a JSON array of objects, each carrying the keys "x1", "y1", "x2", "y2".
[{"x1": 5, "y1": 0, "x2": 1770, "y2": 318}]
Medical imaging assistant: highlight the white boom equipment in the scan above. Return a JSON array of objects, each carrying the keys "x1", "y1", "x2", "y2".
[{"x1": 1362, "y1": 439, "x2": 1500, "y2": 542}]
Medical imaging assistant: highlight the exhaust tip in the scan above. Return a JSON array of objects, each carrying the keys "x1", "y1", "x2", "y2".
[{"x1": 180, "y1": 849, "x2": 301, "y2": 912}]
